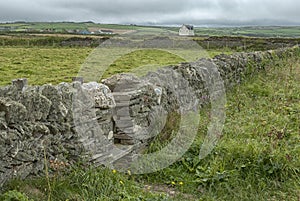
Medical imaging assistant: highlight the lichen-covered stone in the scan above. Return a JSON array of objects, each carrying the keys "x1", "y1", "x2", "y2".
[
  {"x1": 0, "y1": 98, "x2": 27, "y2": 124},
  {"x1": 21, "y1": 88, "x2": 52, "y2": 121}
]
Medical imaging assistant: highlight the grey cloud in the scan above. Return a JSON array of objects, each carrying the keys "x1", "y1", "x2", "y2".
[{"x1": 0, "y1": 0, "x2": 300, "y2": 25}]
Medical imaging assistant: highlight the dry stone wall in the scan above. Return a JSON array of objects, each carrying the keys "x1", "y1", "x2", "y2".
[
  {"x1": 0, "y1": 45, "x2": 299, "y2": 189},
  {"x1": 196, "y1": 36, "x2": 300, "y2": 51}
]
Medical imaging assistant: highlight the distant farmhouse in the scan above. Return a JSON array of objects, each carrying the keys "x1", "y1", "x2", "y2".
[
  {"x1": 99, "y1": 29, "x2": 114, "y2": 35},
  {"x1": 179, "y1": 24, "x2": 195, "y2": 36},
  {"x1": 87, "y1": 28, "x2": 114, "y2": 35}
]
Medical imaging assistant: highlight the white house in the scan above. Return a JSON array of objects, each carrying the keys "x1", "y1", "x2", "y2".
[
  {"x1": 99, "y1": 29, "x2": 114, "y2": 35},
  {"x1": 179, "y1": 24, "x2": 195, "y2": 36}
]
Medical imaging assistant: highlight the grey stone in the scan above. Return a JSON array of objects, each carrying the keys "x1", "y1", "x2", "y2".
[
  {"x1": 12, "y1": 78, "x2": 28, "y2": 91},
  {"x1": 0, "y1": 98, "x2": 28, "y2": 124},
  {"x1": 21, "y1": 89, "x2": 51, "y2": 121},
  {"x1": 115, "y1": 119, "x2": 134, "y2": 129}
]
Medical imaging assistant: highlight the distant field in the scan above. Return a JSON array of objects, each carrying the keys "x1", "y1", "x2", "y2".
[
  {"x1": 167, "y1": 26, "x2": 300, "y2": 37},
  {"x1": 0, "y1": 22, "x2": 151, "y2": 34},
  {"x1": 0, "y1": 22, "x2": 135, "y2": 29},
  {"x1": 2, "y1": 22, "x2": 300, "y2": 38},
  {"x1": 2, "y1": 29, "x2": 297, "y2": 87},
  {"x1": 194, "y1": 26, "x2": 300, "y2": 38}
]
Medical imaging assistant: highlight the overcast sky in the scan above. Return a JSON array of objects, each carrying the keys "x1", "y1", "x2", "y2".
[{"x1": 1, "y1": 0, "x2": 300, "y2": 26}]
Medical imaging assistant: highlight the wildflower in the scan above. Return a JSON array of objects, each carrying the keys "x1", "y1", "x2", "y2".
[
  {"x1": 112, "y1": 169, "x2": 117, "y2": 174},
  {"x1": 179, "y1": 181, "x2": 184, "y2": 185},
  {"x1": 120, "y1": 180, "x2": 124, "y2": 185},
  {"x1": 171, "y1": 181, "x2": 176, "y2": 186}
]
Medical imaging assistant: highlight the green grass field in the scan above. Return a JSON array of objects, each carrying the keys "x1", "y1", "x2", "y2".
[
  {"x1": 0, "y1": 47, "x2": 185, "y2": 85},
  {"x1": 0, "y1": 47, "x2": 92, "y2": 85},
  {"x1": 0, "y1": 46, "x2": 231, "y2": 86}
]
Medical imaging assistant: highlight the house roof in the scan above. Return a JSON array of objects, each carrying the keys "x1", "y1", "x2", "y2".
[
  {"x1": 100, "y1": 29, "x2": 113, "y2": 33},
  {"x1": 182, "y1": 24, "x2": 194, "y2": 30}
]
